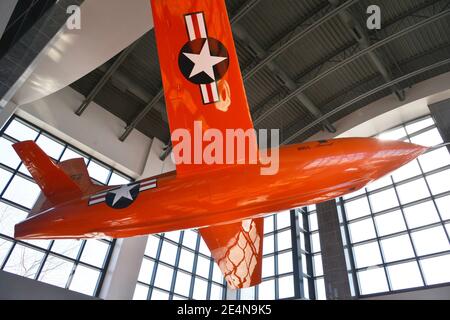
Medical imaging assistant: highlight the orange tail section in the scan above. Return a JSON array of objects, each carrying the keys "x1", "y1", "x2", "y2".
[{"x1": 13, "y1": 141, "x2": 105, "y2": 215}]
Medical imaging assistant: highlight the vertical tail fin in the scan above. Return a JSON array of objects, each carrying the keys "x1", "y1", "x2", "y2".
[{"x1": 13, "y1": 141, "x2": 106, "y2": 216}]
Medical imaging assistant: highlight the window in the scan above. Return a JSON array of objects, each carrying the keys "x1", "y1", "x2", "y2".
[
  {"x1": 0, "y1": 117, "x2": 120, "y2": 297},
  {"x1": 339, "y1": 116, "x2": 450, "y2": 297}
]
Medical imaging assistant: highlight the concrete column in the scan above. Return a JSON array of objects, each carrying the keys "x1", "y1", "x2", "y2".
[
  {"x1": 316, "y1": 200, "x2": 352, "y2": 300},
  {"x1": 99, "y1": 138, "x2": 175, "y2": 300},
  {"x1": 429, "y1": 98, "x2": 450, "y2": 153}
]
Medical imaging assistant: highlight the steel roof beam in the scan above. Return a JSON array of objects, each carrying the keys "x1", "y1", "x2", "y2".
[
  {"x1": 119, "y1": 0, "x2": 264, "y2": 142},
  {"x1": 328, "y1": 0, "x2": 405, "y2": 101},
  {"x1": 233, "y1": 24, "x2": 336, "y2": 133},
  {"x1": 282, "y1": 57, "x2": 450, "y2": 145},
  {"x1": 75, "y1": 41, "x2": 138, "y2": 116},
  {"x1": 254, "y1": 8, "x2": 450, "y2": 126},
  {"x1": 242, "y1": 0, "x2": 360, "y2": 81}
]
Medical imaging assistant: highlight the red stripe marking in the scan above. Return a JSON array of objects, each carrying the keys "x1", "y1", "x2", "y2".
[
  {"x1": 191, "y1": 14, "x2": 201, "y2": 39},
  {"x1": 206, "y1": 83, "x2": 213, "y2": 103}
]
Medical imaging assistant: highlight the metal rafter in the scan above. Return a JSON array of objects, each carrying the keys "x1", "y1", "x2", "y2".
[
  {"x1": 75, "y1": 41, "x2": 138, "y2": 116},
  {"x1": 254, "y1": 7, "x2": 450, "y2": 126},
  {"x1": 328, "y1": 0, "x2": 405, "y2": 101},
  {"x1": 119, "y1": 0, "x2": 265, "y2": 142},
  {"x1": 233, "y1": 23, "x2": 336, "y2": 133},
  {"x1": 282, "y1": 57, "x2": 450, "y2": 145}
]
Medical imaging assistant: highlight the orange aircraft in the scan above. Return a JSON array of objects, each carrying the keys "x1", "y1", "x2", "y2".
[{"x1": 12, "y1": 0, "x2": 427, "y2": 289}]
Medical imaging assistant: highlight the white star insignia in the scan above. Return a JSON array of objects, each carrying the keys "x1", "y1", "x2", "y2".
[
  {"x1": 109, "y1": 184, "x2": 136, "y2": 206},
  {"x1": 183, "y1": 39, "x2": 228, "y2": 81}
]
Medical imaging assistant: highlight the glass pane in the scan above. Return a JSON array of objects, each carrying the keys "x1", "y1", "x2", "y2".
[
  {"x1": 410, "y1": 128, "x2": 443, "y2": 147},
  {"x1": 396, "y1": 179, "x2": 430, "y2": 205},
  {"x1": 159, "y1": 241, "x2": 178, "y2": 264},
  {"x1": 137, "y1": 258, "x2": 154, "y2": 284},
  {"x1": 357, "y1": 267, "x2": 389, "y2": 295},
  {"x1": 133, "y1": 283, "x2": 149, "y2": 300},
  {"x1": 0, "y1": 201, "x2": 28, "y2": 237},
  {"x1": 212, "y1": 263, "x2": 223, "y2": 284},
  {"x1": 210, "y1": 284, "x2": 223, "y2": 300},
  {"x1": 263, "y1": 235, "x2": 274, "y2": 254},
  {"x1": 277, "y1": 230, "x2": 292, "y2": 251},
  {"x1": 0, "y1": 168, "x2": 12, "y2": 194},
  {"x1": 369, "y1": 188, "x2": 399, "y2": 213},
  {"x1": 108, "y1": 173, "x2": 130, "y2": 186},
  {"x1": 348, "y1": 218, "x2": 376, "y2": 243},
  {"x1": 87, "y1": 161, "x2": 110, "y2": 184},
  {"x1": 276, "y1": 211, "x2": 291, "y2": 229},
  {"x1": 4, "y1": 119, "x2": 39, "y2": 141},
  {"x1": 311, "y1": 232, "x2": 321, "y2": 253},
  {"x1": 69, "y1": 265, "x2": 100, "y2": 296},
  {"x1": 51, "y1": 239, "x2": 82, "y2": 259},
  {"x1": 240, "y1": 286, "x2": 255, "y2": 300},
  {"x1": 153, "y1": 264, "x2": 173, "y2": 290},
  {"x1": 262, "y1": 256, "x2": 274, "y2": 278},
  {"x1": 278, "y1": 275, "x2": 295, "y2": 299},
  {"x1": 80, "y1": 240, "x2": 109, "y2": 267},
  {"x1": 182, "y1": 230, "x2": 198, "y2": 249},
  {"x1": 178, "y1": 249, "x2": 195, "y2": 272},
  {"x1": 3, "y1": 244, "x2": 44, "y2": 278},
  {"x1": 391, "y1": 160, "x2": 421, "y2": 182},
  {"x1": 278, "y1": 251, "x2": 293, "y2": 274},
  {"x1": 258, "y1": 279, "x2": 275, "y2": 300},
  {"x1": 264, "y1": 216, "x2": 274, "y2": 234},
  {"x1": 36, "y1": 135, "x2": 64, "y2": 160},
  {"x1": 60, "y1": 148, "x2": 87, "y2": 162},
  {"x1": 374, "y1": 210, "x2": 406, "y2": 236},
  {"x1": 353, "y1": 242, "x2": 382, "y2": 268},
  {"x1": 344, "y1": 197, "x2": 371, "y2": 220},
  {"x1": 309, "y1": 212, "x2": 318, "y2": 231},
  {"x1": 174, "y1": 271, "x2": 191, "y2": 297},
  {"x1": 145, "y1": 235, "x2": 160, "y2": 258},
  {"x1": 38, "y1": 255, "x2": 73, "y2": 288},
  {"x1": 0, "y1": 137, "x2": 21, "y2": 169},
  {"x1": 313, "y1": 254, "x2": 323, "y2": 277},
  {"x1": 378, "y1": 127, "x2": 407, "y2": 141},
  {"x1": 387, "y1": 261, "x2": 423, "y2": 290},
  {"x1": 0, "y1": 238, "x2": 13, "y2": 266},
  {"x1": 403, "y1": 201, "x2": 440, "y2": 229},
  {"x1": 366, "y1": 174, "x2": 391, "y2": 192},
  {"x1": 411, "y1": 226, "x2": 450, "y2": 256},
  {"x1": 192, "y1": 277, "x2": 208, "y2": 300},
  {"x1": 3, "y1": 176, "x2": 40, "y2": 209},
  {"x1": 405, "y1": 117, "x2": 434, "y2": 134},
  {"x1": 420, "y1": 254, "x2": 450, "y2": 285},
  {"x1": 164, "y1": 230, "x2": 181, "y2": 242},
  {"x1": 196, "y1": 256, "x2": 210, "y2": 278},
  {"x1": 380, "y1": 235, "x2": 415, "y2": 263},
  {"x1": 151, "y1": 288, "x2": 169, "y2": 300},
  {"x1": 315, "y1": 278, "x2": 326, "y2": 300},
  {"x1": 435, "y1": 195, "x2": 450, "y2": 220},
  {"x1": 426, "y1": 169, "x2": 450, "y2": 195},
  {"x1": 418, "y1": 147, "x2": 450, "y2": 172},
  {"x1": 198, "y1": 238, "x2": 210, "y2": 256}
]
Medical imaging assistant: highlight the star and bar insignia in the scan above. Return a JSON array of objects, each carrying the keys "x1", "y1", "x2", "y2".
[
  {"x1": 178, "y1": 12, "x2": 230, "y2": 104},
  {"x1": 88, "y1": 178, "x2": 157, "y2": 209}
]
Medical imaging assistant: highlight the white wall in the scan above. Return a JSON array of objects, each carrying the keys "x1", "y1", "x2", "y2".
[
  {"x1": 17, "y1": 86, "x2": 153, "y2": 178},
  {"x1": 362, "y1": 285, "x2": 450, "y2": 300},
  {"x1": 309, "y1": 71, "x2": 450, "y2": 140},
  {"x1": 10, "y1": 0, "x2": 153, "y2": 107}
]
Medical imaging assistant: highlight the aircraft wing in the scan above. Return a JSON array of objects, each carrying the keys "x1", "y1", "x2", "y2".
[
  {"x1": 151, "y1": 0, "x2": 257, "y2": 177},
  {"x1": 199, "y1": 217, "x2": 264, "y2": 289}
]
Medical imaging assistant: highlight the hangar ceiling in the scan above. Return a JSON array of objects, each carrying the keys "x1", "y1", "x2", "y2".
[{"x1": 70, "y1": 0, "x2": 450, "y2": 145}]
